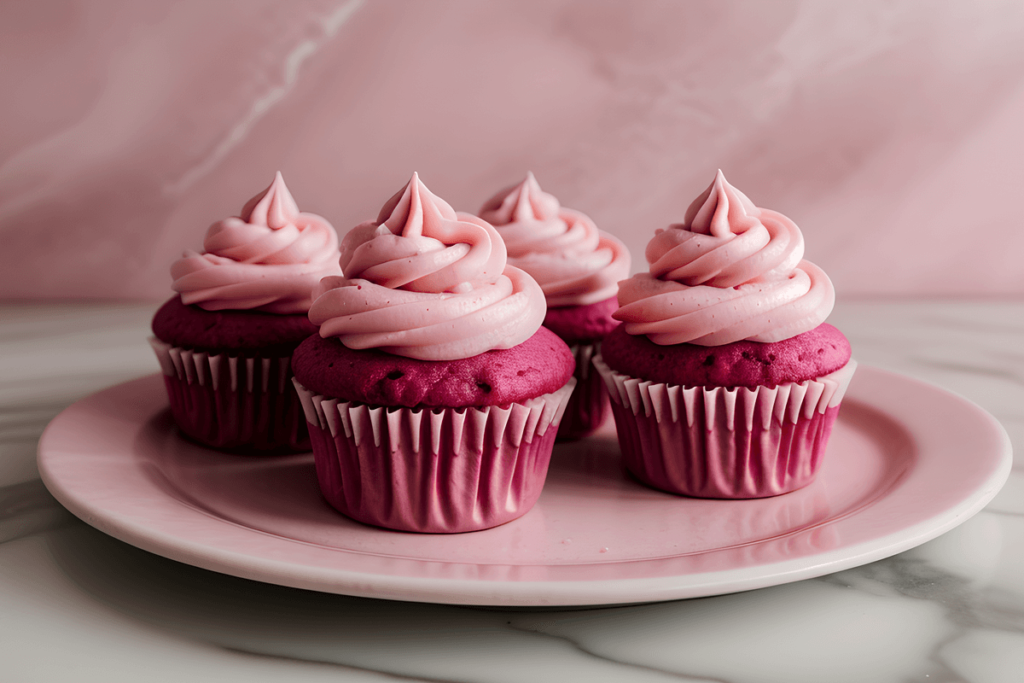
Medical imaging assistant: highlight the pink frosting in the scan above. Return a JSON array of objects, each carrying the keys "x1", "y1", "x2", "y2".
[
  {"x1": 614, "y1": 170, "x2": 835, "y2": 346},
  {"x1": 479, "y1": 173, "x2": 630, "y2": 307},
  {"x1": 171, "y1": 172, "x2": 341, "y2": 314},
  {"x1": 308, "y1": 173, "x2": 546, "y2": 361}
]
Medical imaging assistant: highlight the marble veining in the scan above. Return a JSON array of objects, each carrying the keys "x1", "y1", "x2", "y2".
[
  {"x1": 1, "y1": 299, "x2": 1022, "y2": 682},
  {"x1": 165, "y1": 0, "x2": 364, "y2": 196},
  {"x1": 3, "y1": 2, "x2": 1024, "y2": 301}
]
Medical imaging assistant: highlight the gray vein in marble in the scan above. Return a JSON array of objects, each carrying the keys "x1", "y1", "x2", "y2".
[
  {"x1": 813, "y1": 580, "x2": 965, "y2": 683},
  {"x1": 988, "y1": 509, "x2": 1024, "y2": 520},
  {"x1": 217, "y1": 646, "x2": 442, "y2": 683},
  {"x1": 43, "y1": 526, "x2": 721, "y2": 683},
  {"x1": 816, "y1": 521, "x2": 1024, "y2": 683},
  {"x1": 822, "y1": 555, "x2": 977, "y2": 617},
  {"x1": 3, "y1": 301, "x2": 1023, "y2": 682},
  {"x1": 504, "y1": 621, "x2": 726, "y2": 683}
]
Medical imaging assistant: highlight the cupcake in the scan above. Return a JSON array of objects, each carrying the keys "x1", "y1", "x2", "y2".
[
  {"x1": 150, "y1": 172, "x2": 341, "y2": 452},
  {"x1": 594, "y1": 170, "x2": 856, "y2": 498},
  {"x1": 478, "y1": 173, "x2": 630, "y2": 439},
  {"x1": 292, "y1": 173, "x2": 576, "y2": 533}
]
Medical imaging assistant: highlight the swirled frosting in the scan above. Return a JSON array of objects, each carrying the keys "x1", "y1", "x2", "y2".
[
  {"x1": 308, "y1": 173, "x2": 546, "y2": 361},
  {"x1": 171, "y1": 172, "x2": 341, "y2": 314},
  {"x1": 478, "y1": 173, "x2": 630, "y2": 307},
  {"x1": 614, "y1": 170, "x2": 835, "y2": 346}
]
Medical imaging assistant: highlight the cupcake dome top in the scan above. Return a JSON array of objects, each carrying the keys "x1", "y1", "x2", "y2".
[
  {"x1": 292, "y1": 325, "x2": 574, "y2": 408},
  {"x1": 613, "y1": 170, "x2": 835, "y2": 346}
]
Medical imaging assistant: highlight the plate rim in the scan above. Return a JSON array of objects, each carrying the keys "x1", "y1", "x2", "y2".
[{"x1": 38, "y1": 366, "x2": 1012, "y2": 607}]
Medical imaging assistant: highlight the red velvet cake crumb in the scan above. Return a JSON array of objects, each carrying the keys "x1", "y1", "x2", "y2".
[
  {"x1": 542, "y1": 296, "x2": 619, "y2": 343},
  {"x1": 292, "y1": 326, "x2": 576, "y2": 408},
  {"x1": 601, "y1": 323, "x2": 851, "y2": 388},
  {"x1": 152, "y1": 296, "x2": 318, "y2": 354}
]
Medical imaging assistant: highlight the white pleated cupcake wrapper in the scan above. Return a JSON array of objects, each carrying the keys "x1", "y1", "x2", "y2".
[
  {"x1": 149, "y1": 337, "x2": 294, "y2": 395},
  {"x1": 293, "y1": 378, "x2": 576, "y2": 454},
  {"x1": 593, "y1": 355, "x2": 857, "y2": 432}
]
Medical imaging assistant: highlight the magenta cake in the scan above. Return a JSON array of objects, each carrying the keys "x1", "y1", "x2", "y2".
[
  {"x1": 150, "y1": 172, "x2": 340, "y2": 452},
  {"x1": 152, "y1": 296, "x2": 318, "y2": 354},
  {"x1": 600, "y1": 323, "x2": 850, "y2": 389},
  {"x1": 292, "y1": 325, "x2": 572, "y2": 408},
  {"x1": 479, "y1": 173, "x2": 630, "y2": 440},
  {"x1": 595, "y1": 170, "x2": 856, "y2": 499},
  {"x1": 542, "y1": 296, "x2": 620, "y2": 344},
  {"x1": 293, "y1": 173, "x2": 576, "y2": 533}
]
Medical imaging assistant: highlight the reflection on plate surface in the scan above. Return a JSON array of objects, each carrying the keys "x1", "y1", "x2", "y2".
[{"x1": 39, "y1": 369, "x2": 1010, "y2": 605}]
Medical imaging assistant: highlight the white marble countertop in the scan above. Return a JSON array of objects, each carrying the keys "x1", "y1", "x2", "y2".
[{"x1": 1, "y1": 300, "x2": 1022, "y2": 682}]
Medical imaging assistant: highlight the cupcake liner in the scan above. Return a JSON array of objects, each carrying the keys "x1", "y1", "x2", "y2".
[
  {"x1": 293, "y1": 377, "x2": 576, "y2": 533},
  {"x1": 556, "y1": 342, "x2": 611, "y2": 441},
  {"x1": 594, "y1": 355, "x2": 857, "y2": 498},
  {"x1": 150, "y1": 337, "x2": 309, "y2": 452}
]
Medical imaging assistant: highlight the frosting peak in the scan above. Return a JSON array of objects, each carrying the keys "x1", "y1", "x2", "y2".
[
  {"x1": 341, "y1": 172, "x2": 506, "y2": 295},
  {"x1": 171, "y1": 172, "x2": 341, "y2": 314},
  {"x1": 240, "y1": 171, "x2": 300, "y2": 230},
  {"x1": 682, "y1": 169, "x2": 760, "y2": 238},
  {"x1": 479, "y1": 172, "x2": 561, "y2": 226},
  {"x1": 311, "y1": 174, "x2": 546, "y2": 361},
  {"x1": 376, "y1": 171, "x2": 456, "y2": 235},
  {"x1": 479, "y1": 173, "x2": 630, "y2": 307},
  {"x1": 615, "y1": 171, "x2": 834, "y2": 346}
]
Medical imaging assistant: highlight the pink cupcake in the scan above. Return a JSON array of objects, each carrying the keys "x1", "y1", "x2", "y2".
[
  {"x1": 150, "y1": 172, "x2": 341, "y2": 452},
  {"x1": 479, "y1": 173, "x2": 630, "y2": 439},
  {"x1": 292, "y1": 173, "x2": 576, "y2": 533},
  {"x1": 594, "y1": 171, "x2": 856, "y2": 498}
]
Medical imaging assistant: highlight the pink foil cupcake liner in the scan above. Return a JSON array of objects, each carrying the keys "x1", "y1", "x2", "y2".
[
  {"x1": 293, "y1": 378, "x2": 576, "y2": 533},
  {"x1": 149, "y1": 338, "x2": 309, "y2": 452},
  {"x1": 593, "y1": 355, "x2": 857, "y2": 499},
  {"x1": 557, "y1": 342, "x2": 611, "y2": 441}
]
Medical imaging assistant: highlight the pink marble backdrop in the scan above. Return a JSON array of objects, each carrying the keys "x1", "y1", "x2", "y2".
[{"x1": 2, "y1": 0, "x2": 1023, "y2": 300}]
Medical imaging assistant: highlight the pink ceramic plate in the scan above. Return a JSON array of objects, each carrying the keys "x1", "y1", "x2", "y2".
[{"x1": 39, "y1": 367, "x2": 1011, "y2": 607}]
